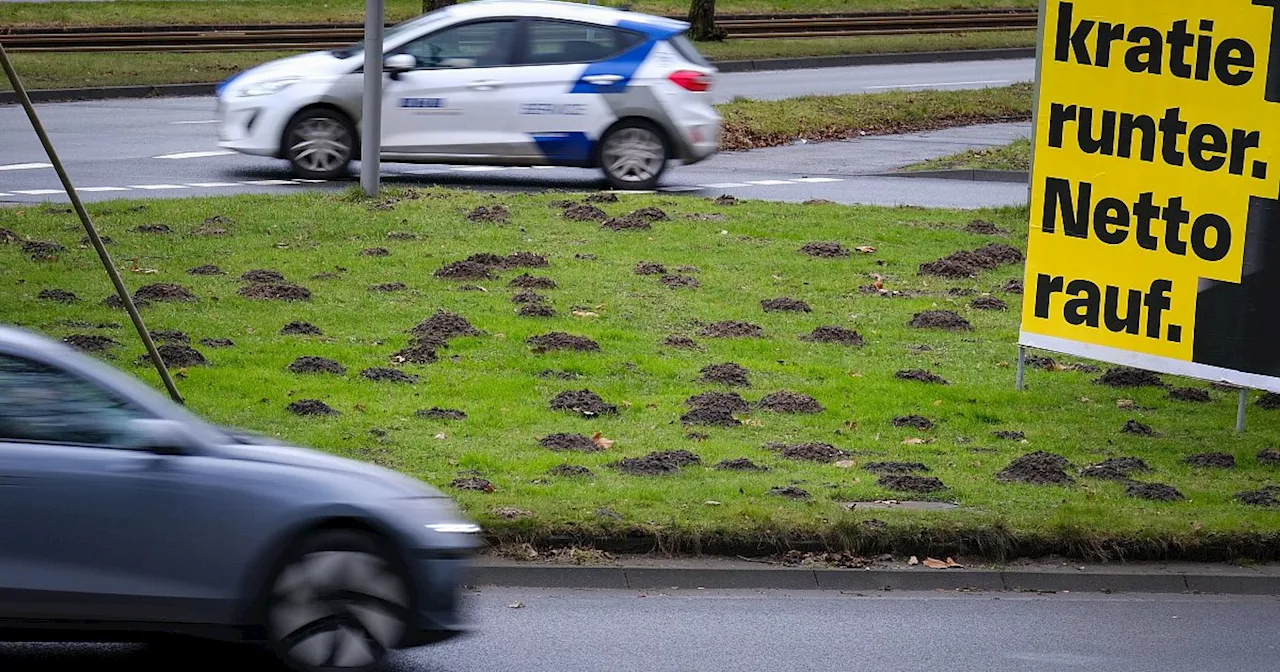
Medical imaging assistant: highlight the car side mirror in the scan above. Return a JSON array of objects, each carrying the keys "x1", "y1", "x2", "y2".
[
  {"x1": 122, "y1": 418, "x2": 195, "y2": 456},
  {"x1": 384, "y1": 54, "x2": 416, "y2": 80}
]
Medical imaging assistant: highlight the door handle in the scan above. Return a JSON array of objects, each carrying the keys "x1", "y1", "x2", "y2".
[
  {"x1": 582, "y1": 74, "x2": 623, "y2": 85},
  {"x1": 468, "y1": 79, "x2": 503, "y2": 90}
]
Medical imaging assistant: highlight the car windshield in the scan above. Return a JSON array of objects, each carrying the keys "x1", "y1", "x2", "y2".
[{"x1": 330, "y1": 13, "x2": 449, "y2": 59}]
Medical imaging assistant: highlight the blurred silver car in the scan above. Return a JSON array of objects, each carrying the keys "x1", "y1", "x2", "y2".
[{"x1": 0, "y1": 325, "x2": 480, "y2": 671}]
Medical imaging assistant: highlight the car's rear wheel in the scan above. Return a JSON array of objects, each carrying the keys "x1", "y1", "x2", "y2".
[
  {"x1": 284, "y1": 109, "x2": 355, "y2": 180},
  {"x1": 263, "y1": 529, "x2": 412, "y2": 672},
  {"x1": 598, "y1": 120, "x2": 668, "y2": 191}
]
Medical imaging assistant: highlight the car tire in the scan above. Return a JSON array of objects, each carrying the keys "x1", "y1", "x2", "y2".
[
  {"x1": 261, "y1": 529, "x2": 413, "y2": 672},
  {"x1": 598, "y1": 120, "x2": 668, "y2": 191},
  {"x1": 284, "y1": 109, "x2": 356, "y2": 181}
]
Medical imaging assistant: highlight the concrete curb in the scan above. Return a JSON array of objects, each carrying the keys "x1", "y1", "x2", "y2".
[
  {"x1": 468, "y1": 562, "x2": 1280, "y2": 595},
  {"x1": 876, "y1": 168, "x2": 1030, "y2": 183},
  {"x1": 0, "y1": 47, "x2": 1035, "y2": 105}
]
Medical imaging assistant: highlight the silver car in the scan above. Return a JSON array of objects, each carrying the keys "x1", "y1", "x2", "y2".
[{"x1": 0, "y1": 325, "x2": 480, "y2": 671}]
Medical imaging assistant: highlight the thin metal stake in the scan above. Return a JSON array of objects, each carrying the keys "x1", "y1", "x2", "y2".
[
  {"x1": 360, "y1": 0, "x2": 385, "y2": 196},
  {"x1": 0, "y1": 43, "x2": 183, "y2": 405},
  {"x1": 1015, "y1": 345, "x2": 1026, "y2": 391},
  {"x1": 1237, "y1": 387, "x2": 1248, "y2": 433}
]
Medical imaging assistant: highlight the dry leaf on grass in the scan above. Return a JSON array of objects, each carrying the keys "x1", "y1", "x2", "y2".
[
  {"x1": 1117, "y1": 399, "x2": 1135, "y2": 409},
  {"x1": 834, "y1": 460, "x2": 856, "y2": 469},
  {"x1": 908, "y1": 556, "x2": 920, "y2": 566},
  {"x1": 572, "y1": 311, "x2": 599, "y2": 318},
  {"x1": 591, "y1": 432, "x2": 615, "y2": 450},
  {"x1": 705, "y1": 500, "x2": 722, "y2": 506},
  {"x1": 923, "y1": 557, "x2": 949, "y2": 569},
  {"x1": 903, "y1": 438, "x2": 932, "y2": 445},
  {"x1": 855, "y1": 246, "x2": 877, "y2": 254}
]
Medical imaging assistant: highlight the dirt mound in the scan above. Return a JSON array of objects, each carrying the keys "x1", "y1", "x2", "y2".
[
  {"x1": 879, "y1": 474, "x2": 947, "y2": 493},
  {"x1": 512, "y1": 290, "x2": 547, "y2": 305},
  {"x1": 896, "y1": 369, "x2": 949, "y2": 385},
  {"x1": 550, "y1": 389, "x2": 618, "y2": 416},
  {"x1": 949, "y1": 288, "x2": 976, "y2": 297},
  {"x1": 713, "y1": 195, "x2": 738, "y2": 206},
  {"x1": 451, "y1": 477, "x2": 495, "y2": 492},
  {"x1": 612, "y1": 450, "x2": 701, "y2": 476},
  {"x1": 761, "y1": 297, "x2": 811, "y2": 313},
  {"x1": 0, "y1": 227, "x2": 18, "y2": 245},
  {"x1": 145, "y1": 344, "x2": 208, "y2": 368},
  {"x1": 770, "y1": 486, "x2": 811, "y2": 500},
  {"x1": 864, "y1": 461, "x2": 930, "y2": 474},
  {"x1": 387, "y1": 231, "x2": 420, "y2": 240},
  {"x1": 759, "y1": 391, "x2": 824, "y2": 414},
  {"x1": 661, "y1": 274, "x2": 700, "y2": 289},
  {"x1": 800, "y1": 241, "x2": 849, "y2": 258},
  {"x1": 410, "y1": 310, "x2": 480, "y2": 346},
  {"x1": 716, "y1": 458, "x2": 768, "y2": 471},
  {"x1": 506, "y1": 251, "x2": 549, "y2": 268},
  {"x1": 417, "y1": 408, "x2": 467, "y2": 420},
  {"x1": 467, "y1": 204, "x2": 510, "y2": 223},
  {"x1": 63, "y1": 334, "x2": 118, "y2": 353},
  {"x1": 1096, "y1": 367, "x2": 1165, "y2": 388},
  {"x1": 1003, "y1": 279, "x2": 1024, "y2": 294},
  {"x1": 1126, "y1": 483, "x2": 1185, "y2": 501},
  {"x1": 241, "y1": 269, "x2": 285, "y2": 283},
  {"x1": 287, "y1": 399, "x2": 339, "y2": 416},
  {"x1": 370, "y1": 282, "x2": 407, "y2": 292},
  {"x1": 1259, "y1": 449, "x2": 1280, "y2": 466},
  {"x1": 586, "y1": 193, "x2": 619, "y2": 203},
  {"x1": 681, "y1": 405, "x2": 741, "y2": 427},
  {"x1": 997, "y1": 451, "x2": 1074, "y2": 485},
  {"x1": 539, "y1": 433, "x2": 602, "y2": 452},
  {"x1": 132, "y1": 224, "x2": 173, "y2": 235},
  {"x1": 974, "y1": 243, "x2": 1024, "y2": 265},
  {"x1": 1169, "y1": 387, "x2": 1211, "y2": 402},
  {"x1": 510, "y1": 274, "x2": 557, "y2": 289},
  {"x1": 135, "y1": 283, "x2": 197, "y2": 303},
  {"x1": 200, "y1": 338, "x2": 234, "y2": 348},
  {"x1": 1235, "y1": 486, "x2": 1280, "y2": 507},
  {"x1": 892, "y1": 415, "x2": 934, "y2": 430},
  {"x1": 239, "y1": 283, "x2": 310, "y2": 301},
  {"x1": 993, "y1": 430, "x2": 1025, "y2": 441},
  {"x1": 1185, "y1": 452, "x2": 1236, "y2": 468},
  {"x1": 80, "y1": 235, "x2": 114, "y2": 246},
  {"x1": 971, "y1": 296, "x2": 1008, "y2": 311},
  {"x1": 602, "y1": 215, "x2": 652, "y2": 231},
  {"x1": 1258, "y1": 393, "x2": 1280, "y2": 410},
  {"x1": 700, "y1": 362, "x2": 750, "y2": 386},
  {"x1": 150, "y1": 329, "x2": 188, "y2": 343},
  {"x1": 38, "y1": 289, "x2": 78, "y2": 303},
  {"x1": 537, "y1": 369, "x2": 582, "y2": 380},
  {"x1": 519, "y1": 303, "x2": 556, "y2": 317},
  {"x1": 23, "y1": 240, "x2": 64, "y2": 261},
  {"x1": 549, "y1": 464, "x2": 594, "y2": 477},
  {"x1": 360, "y1": 367, "x2": 418, "y2": 384},
  {"x1": 634, "y1": 261, "x2": 667, "y2": 275},
  {"x1": 920, "y1": 244, "x2": 1023, "y2": 279},
  {"x1": 435, "y1": 260, "x2": 494, "y2": 280},
  {"x1": 964, "y1": 219, "x2": 1008, "y2": 235},
  {"x1": 391, "y1": 342, "x2": 438, "y2": 365},
  {"x1": 631, "y1": 206, "x2": 670, "y2": 222},
  {"x1": 281, "y1": 321, "x2": 323, "y2": 336},
  {"x1": 663, "y1": 335, "x2": 700, "y2": 349},
  {"x1": 1080, "y1": 457, "x2": 1151, "y2": 481},
  {"x1": 104, "y1": 294, "x2": 149, "y2": 310},
  {"x1": 804, "y1": 199, "x2": 835, "y2": 205},
  {"x1": 187, "y1": 264, "x2": 225, "y2": 276},
  {"x1": 1121, "y1": 419, "x2": 1156, "y2": 436},
  {"x1": 798, "y1": 326, "x2": 864, "y2": 347},
  {"x1": 687, "y1": 391, "x2": 750, "y2": 413},
  {"x1": 700, "y1": 321, "x2": 764, "y2": 338},
  {"x1": 773, "y1": 442, "x2": 848, "y2": 462},
  {"x1": 908, "y1": 310, "x2": 972, "y2": 331},
  {"x1": 527, "y1": 333, "x2": 600, "y2": 354},
  {"x1": 361, "y1": 247, "x2": 391, "y2": 258},
  {"x1": 563, "y1": 204, "x2": 608, "y2": 221},
  {"x1": 287, "y1": 356, "x2": 345, "y2": 375}
]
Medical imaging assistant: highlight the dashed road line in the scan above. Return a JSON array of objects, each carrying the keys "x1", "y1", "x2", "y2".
[
  {"x1": 747, "y1": 180, "x2": 795, "y2": 186},
  {"x1": 0, "y1": 162, "x2": 53, "y2": 172},
  {"x1": 129, "y1": 184, "x2": 187, "y2": 190},
  {"x1": 700, "y1": 182, "x2": 751, "y2": 188},
  {"x1": 170, "y1": 120, "x2": 220, "y2": 125},
  {"x1": 792, "y1": 177, "x2": 843, "y2": 183},
  {"x1": 185, "y1": 182, "x2": 240, "y2": 187},
  {"x1": 241, "y1": 179, "x2": 300, "y2": 186},
  {"x1": 154, "y1": 150, "x2": 236, "y2": 160},
  {"x1": 79, "y1": 187, "x2": 131, "y2": 192},
  {"x1": 14, "y1": 189, "x2": 63, "y2": 195}
]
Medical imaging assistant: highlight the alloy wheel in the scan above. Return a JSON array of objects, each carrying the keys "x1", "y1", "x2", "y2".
[{"x1": 601, "y1": 127, "x2": 666, "y2": 184}]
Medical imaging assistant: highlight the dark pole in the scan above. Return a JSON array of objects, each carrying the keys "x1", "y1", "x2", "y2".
[{"x1": 0, "y1": 43, "x2": 184, "y2": 404}]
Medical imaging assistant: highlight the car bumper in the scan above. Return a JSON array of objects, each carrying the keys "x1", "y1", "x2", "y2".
[
  {"x1": 216, "y1": 97, "x2": 286, "y2": 158},
  {"x1": 399, "y1": 552, "x2": 475, "y2": 648}
]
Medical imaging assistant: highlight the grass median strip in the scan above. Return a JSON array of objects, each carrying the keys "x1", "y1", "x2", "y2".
[
  {"x1": 2, "y1": 191, "x2": 1278, "y2": 559},
  {"x1": 904, "y1": 137, "x2": 1033, "y2": 172}
]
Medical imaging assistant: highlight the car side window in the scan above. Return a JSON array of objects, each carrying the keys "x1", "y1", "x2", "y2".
[
  {"x1": 521, "y1": 20, "x2": 645, "y2": 66},
  {"x1": 396, "y1": 20, "x2": 518, "y2": 69},
  {"x1": 0, "y1": 353, "x2": 147, "y2": 447}
]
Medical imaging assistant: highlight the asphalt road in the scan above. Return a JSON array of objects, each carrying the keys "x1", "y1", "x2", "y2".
[
  {"x1": 1, "y1": 588, "x2": 1276, "y2": 672},
  {"x1": 0, "y1": 58, "x2": 1034, "y2": 207}
]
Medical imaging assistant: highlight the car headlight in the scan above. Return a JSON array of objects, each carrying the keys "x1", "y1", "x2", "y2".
[
  {"x1": 426, "y1": 523, "x2": 482, "y2": 534},
  {"x1": 237, "y1": 76, "x2": 303, "y2": 97}
]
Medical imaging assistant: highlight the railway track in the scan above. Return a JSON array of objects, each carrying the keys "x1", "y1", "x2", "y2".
[{"x1": 0, "y1": 9, "x2": 1038, "y2": 53}]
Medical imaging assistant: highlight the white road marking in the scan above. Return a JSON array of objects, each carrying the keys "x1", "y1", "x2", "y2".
[
  {"x1": 700, "y1": 182, "x2": 750, "y2": 189},
  {"x1": 154, "y1": 150, "x2": 236, "y2": 160},
  {"x1": 294, "y1": 179, "x2": 329, "y2": 183},
  {"x1": 129, "y1": 184, "x2": 187, "y2": 190},
  {"x1": 659, "y1": 186, "x2": 702, "y2": 192},
  {"x1": 0, "y1": 162, "x2": 53, "y2": 172},
  {"x1": 79, "y1": 186, "x2": 131, "y2": 192},
  {"x1": 791, "y1": 177, "x2": 844, "y2": 183},
  {"x1": 452, "y1": 166, "x2": 504, "y2": 172},
  {"x1": 747, "y1": 180, "x2": 795, "y2": 186},
  {"x1": 14, "y1": 189, "x2": 63, "y2": 195},
  {"x1": 186, "y1": 182, "x2": 240, "y2": 187},
  {"x1": 0, "y1": 193, "x2": 13, "y2": 197},
  {"x1": 864, "y1": 79, "x2": 1011, "y2": 90},
  {"x1": 241, "y1": 179, "x2": 299, "y2": 186},
  {"x1": 170, "y1": 120, "x2": 219, "y2": 125}
]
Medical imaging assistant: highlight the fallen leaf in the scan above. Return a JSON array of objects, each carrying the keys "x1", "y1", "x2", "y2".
[
  {"x1": 834, "y1": 460, "x2": 856, "y2": 469},
  {"x1": 591, "y1": 431, "x2": 616, "y2": 450},
  {"x1": 902, "y1": 438, "x2": 931, "y2": 445},
  {"x1": 848, "y1": 372, "x2": 864, "y2": 378},
  {"x1": 572, "y1": 310, "x2": 599, "y2": 318},
  {"x1": 1191, "y1": 521, "x2": 1203, "y2": 531},
  {"x1": 771, "y1": 274, "x2": 783, "y2": 280},
  {"x1": 1079, "y1": 397, "x2": 1092, "y2": 403},
  {"x1": 704, "y1": 500, "x2": 722, "y2": 506},
  {"x1": 1116, "y1": 399, "x2": 1135, "y2": 409},
  {"x1": 945, "y1": 557, "x2": 963, "y2": 568},
  {"x1": 844, "y1": 421, "x2": 858, "y2": 430},
  {"x1": 508, "y1": 601, "x2": 524, "y2": 609},
  {"x1": 997, "y1": 361, "x2": 1010, "y2": 368},
  {"x1": 434, "y1": 433, "x2": 447, "y2": 441},
  {"x1": 908, "y1": 556, "x2": 920, "y2": 566},
  {"x1": 741, "y1": 418, "x2": 764, "y2": 427},
  {"x1": 855, "y1": 246, "x2": 877, "y2": 254},
  {"x1": 923, "y1": 557, "x2": 949, "y2": 569},
  {"x1": 933, "y1": 400, "x2": 943, "y2": 406},
  {"x1": 353, "y1": 403, "x2": 367, "y2": 412}
]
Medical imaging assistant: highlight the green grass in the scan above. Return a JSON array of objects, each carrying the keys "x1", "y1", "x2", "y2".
[
  {"x1": 718, "y1": 82, "x2": 1033, "y2": 150},
  {"x1": 904, "y1": 137, "x2": 1032, "y2": 172},
  {"x1": 696, "y1": 30, "x2": 1035, "y2": 60},
  {"x1": 2, "y1": 191, "x2": 1278, "y2": 560},
  {"x1": 1, "y1": 0, "x2": 1037, "y2": 29}
]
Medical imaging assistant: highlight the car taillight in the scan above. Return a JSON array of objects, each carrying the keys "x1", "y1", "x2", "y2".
[{"x1": 669, "y1": 70, "x2": 712, "y2": 92}]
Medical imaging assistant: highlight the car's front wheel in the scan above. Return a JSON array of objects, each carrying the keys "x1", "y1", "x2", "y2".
[
  {"x1": 263, "y1": 529, "x2": 412, "y2": 672},
  {"x1": 598, "y1": 120, "x2": 668, "y2": 191},
  {"x1": 284, "y1": 109, "x2": 355, "y2": 180}
]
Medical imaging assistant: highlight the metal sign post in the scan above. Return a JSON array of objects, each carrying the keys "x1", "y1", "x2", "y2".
[{"x1": 361, "y1": 0, "x2": 385, "y2": 196}]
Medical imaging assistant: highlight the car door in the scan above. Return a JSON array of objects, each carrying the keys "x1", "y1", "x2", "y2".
[
  {"x1": 0, "y1": 353, "x2": 257, "y2": 624},
  {"x1": 506, "y1": 19, "x2": 650, "y2": 166},
  {"x1": 381, "y1": 18, "x2": 524, "y2": 158}
]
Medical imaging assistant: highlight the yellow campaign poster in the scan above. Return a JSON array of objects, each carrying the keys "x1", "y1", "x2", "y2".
[{"x1": 1021, "y1": 0, "x2": 1280, "y2": 392}]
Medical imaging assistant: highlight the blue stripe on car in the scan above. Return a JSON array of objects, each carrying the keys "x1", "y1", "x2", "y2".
[
  {"x1": 530, "y1": 132, "x2": 595, "y2": 165},
  {"x1": 569, "y1": 38, "x2": 656, "y2": 95}
]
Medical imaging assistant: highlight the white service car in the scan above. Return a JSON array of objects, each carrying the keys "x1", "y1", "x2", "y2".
[{"x1": 216, "y1": 0, "x2": 721, "y2": 190}]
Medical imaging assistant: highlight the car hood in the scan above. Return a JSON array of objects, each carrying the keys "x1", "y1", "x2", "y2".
[{"x1": 216, "y1": 51, "x2": 351, "y2": 96}]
